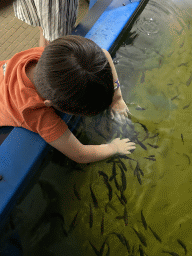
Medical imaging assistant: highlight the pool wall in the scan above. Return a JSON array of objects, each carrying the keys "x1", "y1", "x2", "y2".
[{"x1": 0, "y1": 0, "x2": 146, "y2": 243}]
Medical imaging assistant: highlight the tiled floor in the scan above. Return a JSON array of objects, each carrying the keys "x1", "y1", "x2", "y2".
[{"x1": 0, "y1": 0, "x2": 89, "y2": 61}]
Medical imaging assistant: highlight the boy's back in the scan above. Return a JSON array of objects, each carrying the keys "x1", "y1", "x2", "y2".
[{"x1": 0, "y1": 47, "x2": 68, "y2": 143}]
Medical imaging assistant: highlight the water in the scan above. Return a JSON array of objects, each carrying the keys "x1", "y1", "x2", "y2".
[{"x1": 7, "y1": 1, "x2": 192, "y2": 255}]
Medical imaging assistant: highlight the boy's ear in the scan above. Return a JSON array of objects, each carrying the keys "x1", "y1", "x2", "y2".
[{"x1": 44, "y1": 100, "x2": 53, "y2": 107}]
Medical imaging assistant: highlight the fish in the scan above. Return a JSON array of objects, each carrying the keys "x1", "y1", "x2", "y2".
[
  {"x1": 90, "y1": 186, "x2": 99, "y2": 208},
  {"x1": 104, "y1": 179, "x2": 113, "y2": 201},
  {"x1": 101, "y1": 216, "x2": 104, "y2": 235},
  {"x1": 139, "y1": 245, "x2": 145, "y2": 256},
  {"x1": 121, "y1": 191, "x2": 127, "y2": 204},
  {"x1": 137, "y1": 171, "x2": 142, "y2": 185},
  {"x1": 181, "y1": 134, "x2": 184, "y2": 145},
  {"x1": 141, "y1": 210, "x2": 148, "y2": 230},
  {"x1": 114, "y1": 176, "x2": 120, "y2": 191},
  {"x1": 159, "y1": 58, "x2": 163, "y2": 67},
  {"x1": 140, "y1": 72, "x2": 145, "y2": 83},
  {"x1": 178, "y1": 62, "x2": 188, "y2": 67},
  {"x1": 136, "y1": 139, "x2": 147, "y2": 150},
  {"x1": 183, "y1": 153, "x2": 190, "y2": 165},
  {"x1": 124, "y1": 237, "x2": 131, "y2": 253},
  {"x1": 119, "y1": 164, "x2": 127, "y2": 191},
  {"x1": 186, "y1": 73, "x2": 192, "y2": 86},
  {"x1": 148, "y1": 225, "x2": 162, "y2": 243},
  {"x1": 98, "y1": 171, "x2": 109, "y2": 181},
  {"x1": 136, "y1": 122, "x2": 149, "y2": 141},
  {"x1": 68, "y1": 212, "x2": 78, "y2": 234},
  {"x1": 161, "y1": 250, "x2": 180, "y2": 256},
  {"x1": 109, "y1": 162, "x2": 117, "y2": 181},
  {"x1": 89, "y1": 203, "x2": 93, "y2": 228},
  {"x1": 188, "y1": 20, "x2": 191, "y2": 29},
  {"x1": 124, "y1": 207, "x2": 128, "y2": 226},
  {"x1": 132, "y1": 227, "x2": 147, "y2": 247},
  {"x1": 73, "y1": 183, "x2": 81, "y2": 200},
  {"x1": 171, "y1": 95, "x2": 179, "y2": 101},
  {"x1": 118, "y1": 157, "x2": 128, "y2": 172},
  {"x1": 148, "y1": 155, "x2": 155, "y2": 157},
  {"x1": 149, "y1": 133, "x2": 159, "y2": 139},
  {"x1": 116, "y1": 192, "x2": 126, "y2": 206},
  {"x1": 106, "y1": 244, "x2": 110, "y2": 256},
  {"x1": 144, "y1": 157, "x2": 156, "y2": 161},
  {"x1": 110, "y1": 232, "x2": 127, "y2": 247},
  {"x1": 147, "y1": 143, "x2": 159, "y2": 149},
  {"x1": 177, "y1": 239, "x2": 187, "y2": 255},
  {"x1": 89, "y1": 241, "x2": 101, "y2": 256},
  {"x1": 183, "y1": 102, "x2": 191, "y2": 109},
  {"x1": 118, "y1": 155, "x2": 135, "y2": 160}
]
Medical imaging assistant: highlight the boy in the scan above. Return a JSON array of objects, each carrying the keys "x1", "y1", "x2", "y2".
[{"x1": 0, "y1": 35, "x2": 136, "y2": 163}]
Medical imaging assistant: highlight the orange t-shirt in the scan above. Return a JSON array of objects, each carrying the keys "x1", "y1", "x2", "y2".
[{"x1": 0, "y1": 47, "x2": 68, "y2": 143}]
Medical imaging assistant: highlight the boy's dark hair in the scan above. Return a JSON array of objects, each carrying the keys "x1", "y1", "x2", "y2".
[{"x1": 33, "y1": 35, "x2": 114, "y2": 116}]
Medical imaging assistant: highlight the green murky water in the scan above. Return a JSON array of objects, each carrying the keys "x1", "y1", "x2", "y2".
[{"x1": 8, "y1": 1, "x2": 192, "y2": 255}]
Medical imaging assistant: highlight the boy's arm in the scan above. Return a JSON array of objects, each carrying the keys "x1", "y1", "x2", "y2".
[
  {"x1": 102, "y1": 49, "x2": 129, "y2": 119},
  {"x1": 49, "y1": 128, "x2": 135, "y2": 164}
]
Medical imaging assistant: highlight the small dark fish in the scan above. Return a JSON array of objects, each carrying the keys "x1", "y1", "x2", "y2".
[
  {"x1": 119, "y1": 164, "x2": 127, "y2": 191},
  {"x1": 109, "y1": 162, "x2": 117, "y2": 181},
  {"x1": 144, "y1": 157, "x2": 156, "y2": 161},
  {"x1": 104, "y1": 179, "x2": 113, "y2": 201},
  {"x1": 136, "y1": 139, "x2": 147, "y2": 150},
  {"x1": 183, "y1": 102, "x2": 191, "y2": 109},
  {"x1": 110, "y1": 232, "x2": 127, "y2": 246},
  {"x1": 137, "y1": 172, "x2": 142, "y2": 185},
  {"x1": 149, "y1": 133, "x2": 159, "y2": 139},
  {"x1": 139, "y1": 245, "x2": 145, "y2": 256},
  {"x1": 188, "y1": 20, "x2": 191, "y2": 30},
  {"x1": 181, "y1": 134, "x2": 184, "y2": 145},
  {"x1": 124, "y1": 237, "x2": 131, "y2": 253},
  {"x1": 114, "y1": 176, "x2": 120, "y2": 191},
  {"x1": 98, "y1": 171, "x2": 108, "y2": 181},
  {"x1": 106, "y1": 244, "x2": 110, "y2": 256},
  {"x1": 89, "y1": 241, "x2": 101, "y2": 256},
  {"x1": 183, "y1": 153, "x2": 190, "y2": 165},
  {"x1": 136, "y1": 122, "x2": 149, "y2": 141},
  {"x1": 121, "y1": 191, "x2": 127, "y2": 204},
  {"x1": 147, "y1": 143, "x2": 159, "y2": 149},
  {"x1": 148, "y1": 225, "x2": 162, "y2": 243},
  {"x1": 90, "y1": 186, "x2": 99, "y2": 208},
  {"x1": 73, "y1": 183, "x2": 81, "y2": 200},
  {"x1": 101, "y1": 216, "x2": 104, "y2": 235},
  {"x1": 141, "y1": 210, "x2": 148, "y2": 230},
  {"x1": 171, "y1": 95, "x2": 179, "y2": 101},
  {"x1": 177, "y1": 239, "x2": 187, "y2": 255},
  {"x1": 124, "y1": 207, "x2": 128, "y2": 226},
  {"x1": 118, "y1": 155, "x2": 135, "y2": 161},
  {"x1": 118, "y1": 157, "x2": 128, "y2": 172},
  {"x1": 132, "y1": 227, "x2": 147, "y2": 247},
  {"x1": 140, "y1": 72, "x2": 145, "y2": 83},
  {"x1": 159, "y1": 58, "x2": 163, "y2": 67},
  {"x1": 148, "y1": 155, "x2": 155, "y2": 157},
  {"x1": 89, "y1": 203, "x2": 93, "y2": 228},
  {"x1": 68, "y1": 212, "x2": 78, "y2": 234},
  {"x1": 116, "y1": 192, "x2": 126, "y2": 206},
  {"x1": 178, "y1": 62, "x2": 188, "y2": 67},
  {"x1": 0, "y1": 175, "x2": 3, "y2": 181},
  {"x1": 186, "y1": 73, "x2": 192, "y2": 86},
  {"x1": 162, "y1": 250, "x2": 180, "y2": 256}
]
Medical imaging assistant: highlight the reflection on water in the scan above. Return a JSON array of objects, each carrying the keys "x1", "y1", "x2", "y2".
[{"x1": 7, "y1": 1, "x2": 192, "y2": 255}]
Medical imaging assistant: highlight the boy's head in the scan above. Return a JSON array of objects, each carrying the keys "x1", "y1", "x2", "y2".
[{"x1": 33, "y1": 35, "x2": 114, "y2": 116}]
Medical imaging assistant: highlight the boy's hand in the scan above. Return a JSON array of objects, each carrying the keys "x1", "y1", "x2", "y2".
[
  {"x1": 110, "y1": 138, "x2": 136, "y2": 154},
  {"x1": 110, "y1": 98, "x2": 130, "y2": 123}
]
